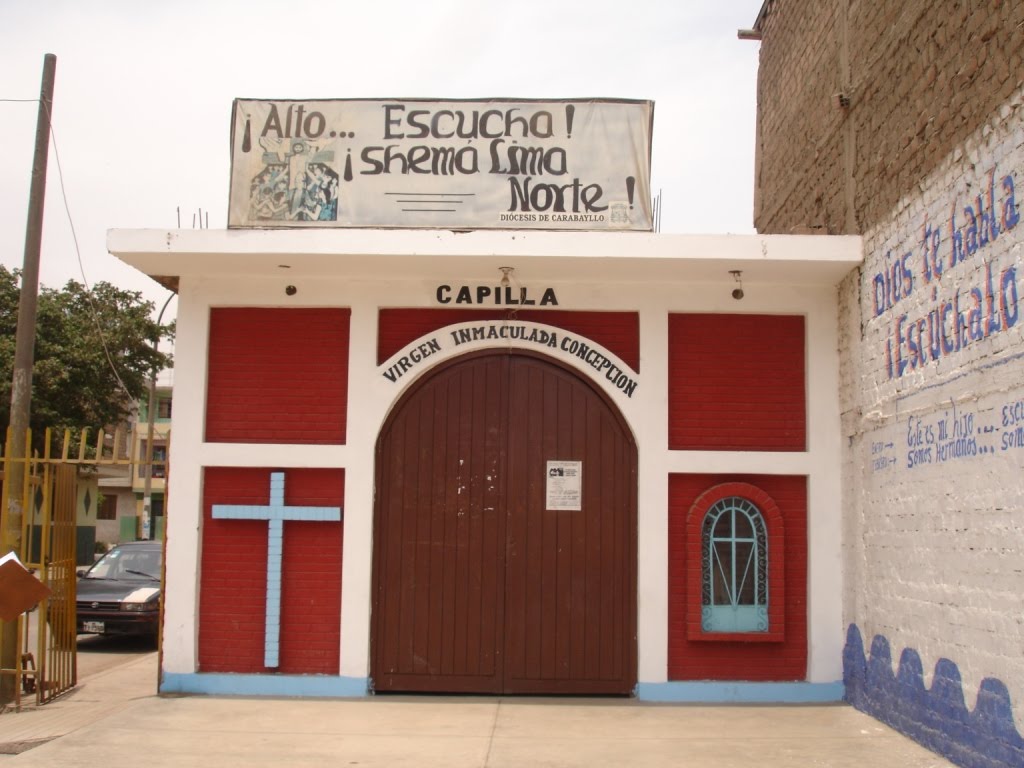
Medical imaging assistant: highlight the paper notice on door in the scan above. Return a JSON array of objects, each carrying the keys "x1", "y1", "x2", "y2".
[{"x1": 546, "y1": 460, "x2": 582, "y2": 510}]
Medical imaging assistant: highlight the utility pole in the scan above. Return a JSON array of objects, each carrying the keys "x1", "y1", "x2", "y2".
[{"x1": 1, "y1": 53, "x2": 56, "y2": 705}]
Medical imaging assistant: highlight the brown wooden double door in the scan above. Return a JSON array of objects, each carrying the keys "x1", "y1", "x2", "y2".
[{"x1": 371, "y1": 351, "x2": 637, "y2": 694}]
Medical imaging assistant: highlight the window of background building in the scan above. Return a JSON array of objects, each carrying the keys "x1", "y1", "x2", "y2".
[
  {"x1": 97, "y1": 494, "x2": 118, "y2": 521},
  {"x1": 140, "y1": 441, "x2": 168, "y2": 479}
]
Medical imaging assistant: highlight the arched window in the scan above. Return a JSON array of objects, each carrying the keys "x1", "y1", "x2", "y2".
[{"x1": 701, "y1": 496, "x2": 768, "y2": 633}]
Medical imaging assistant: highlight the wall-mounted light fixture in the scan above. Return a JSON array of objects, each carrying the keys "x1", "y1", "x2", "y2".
[{"x1": 730, "y1": 270, "x2": 744, "y2": 301}]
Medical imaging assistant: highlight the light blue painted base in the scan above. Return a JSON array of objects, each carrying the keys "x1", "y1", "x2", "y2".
[
  {"x1": 637, "y1": 681, "x2": 845, "y2": 703},
  {"x1": 161, "y1": 673, "x2": 368, "y2": 698},
  {"x1": 161, "y1": 674, "x2": 843, "y2": 703}
]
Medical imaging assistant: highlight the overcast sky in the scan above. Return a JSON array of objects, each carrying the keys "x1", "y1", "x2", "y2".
[{"x1": 0, "y1": 0, "x2": 764, "y2": 317}]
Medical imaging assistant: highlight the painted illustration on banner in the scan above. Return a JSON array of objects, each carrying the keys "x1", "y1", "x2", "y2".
[
  {"x1": 229, "y1": 98, "x2": 654, "y2": 231},
  {"x1": 248, "y1": 138, "x2": 339, "y2": 222}
]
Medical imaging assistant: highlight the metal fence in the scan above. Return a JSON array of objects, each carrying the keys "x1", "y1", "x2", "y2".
[{"x1": 0, "y1": 427, "x2": 165, "y2": 708}]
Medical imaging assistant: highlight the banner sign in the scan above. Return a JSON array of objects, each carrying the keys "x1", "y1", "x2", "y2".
[{"x1": 228, "y1": 98, "x2": 654, "y2": 231}]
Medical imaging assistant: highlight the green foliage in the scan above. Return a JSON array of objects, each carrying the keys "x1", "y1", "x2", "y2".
[{"x1": 0, "y1": 266, "x2": 174, "y2": 435}]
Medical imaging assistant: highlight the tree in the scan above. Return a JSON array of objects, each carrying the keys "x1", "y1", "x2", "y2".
[{"x1": 0, "y1": 266, "x2": 174, "y2": 436}]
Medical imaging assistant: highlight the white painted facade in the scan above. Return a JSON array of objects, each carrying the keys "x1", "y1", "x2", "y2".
[
  {"x1": 109, "y1": 229, "x2": 861, "y2": 695},
  {"x1": 840, "y1": 87, "x2": 1024, "y2": 729}
]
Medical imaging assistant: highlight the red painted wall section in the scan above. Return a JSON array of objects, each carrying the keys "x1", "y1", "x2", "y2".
[
  {"x1": 378, "y1": 308, "x2": 640, "y2": 372},
  {"x1": 667, "y1": 473, "x2": 807, "y2": 681},
  {"x1": 199, "y1": 467, "x2": 344, "y2": 675},
  {"x1": 668, "y1": 314, "x2": 805, "y2": 451},
  {"x1": 206, "y1": 308, "x2": 350, "y2": 444}
]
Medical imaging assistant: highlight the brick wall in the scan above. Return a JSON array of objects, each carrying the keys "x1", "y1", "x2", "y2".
[
  {"x1": 753, "y1": 0, "x2": 1024, "y2": 760},
  {"x1": 198, "y1": 467, "x2": 344, "y2": 675},
  {"x1": 206, "y1": 307, "x2": 350, "y2": 443},
  {"x1": 840, "y1": 97, "x2": 1024, "y2": 756},
  {"x1": 753, "y1": 0, "x2": 846, "y2": 233},
  {"x1": 754, "y1": 0, "x2": 1024, "y2": 236}
]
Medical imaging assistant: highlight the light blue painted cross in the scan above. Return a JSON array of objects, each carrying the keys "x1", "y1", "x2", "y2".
[{"x1": 212, "y1": 472, "x2": 342, "y2": 668}]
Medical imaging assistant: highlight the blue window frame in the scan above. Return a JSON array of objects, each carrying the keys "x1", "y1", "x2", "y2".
[{"x1": 701, "y1": 496, "x2": 768, "y2": 633}]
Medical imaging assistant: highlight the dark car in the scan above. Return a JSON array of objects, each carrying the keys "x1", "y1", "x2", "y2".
[{"x1": 76, "y1": 541, "x2": 162, "y2": 637}]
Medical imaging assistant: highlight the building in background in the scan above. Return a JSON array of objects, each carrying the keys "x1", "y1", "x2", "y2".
[
  {"x1": 748, "y1": 1, "x2": 1023, "y2": 765},
  {"x1": 96, "y1": 366, "x2": 172, "y2": 547}
]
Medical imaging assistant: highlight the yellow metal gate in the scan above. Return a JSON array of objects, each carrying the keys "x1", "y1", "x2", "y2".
[{"x1": 0, "y1": 427, "x2": 159, "y2": 708}]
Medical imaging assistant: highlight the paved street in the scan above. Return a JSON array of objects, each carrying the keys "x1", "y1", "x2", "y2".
[
  {"x1": 73, "y1": 633, "x2": 157, "y2": 679},
  {"x1": 18, "y1": 609, "x2": 156, "y2": 681}
]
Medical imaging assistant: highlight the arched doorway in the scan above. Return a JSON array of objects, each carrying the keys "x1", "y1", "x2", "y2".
[{"x1": 371, "y1": 350, "x2": 637, "y2": 694}]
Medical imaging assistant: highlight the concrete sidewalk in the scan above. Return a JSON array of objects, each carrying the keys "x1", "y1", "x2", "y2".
[
  {"x1": 0, "y1": 655, "x2": 954, "y2": 767},
  {"x1": 0, "y1": 651, "x2": 158, "y2": 757}
]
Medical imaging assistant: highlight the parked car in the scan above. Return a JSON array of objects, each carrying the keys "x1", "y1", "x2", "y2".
[{"x1": 76, "y1": 541, "x2": 162, "y2": 637}]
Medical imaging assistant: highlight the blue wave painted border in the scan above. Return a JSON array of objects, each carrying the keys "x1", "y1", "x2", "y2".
[{"x1": 844, "y1": 624, "x2": 1024, "y2": 768}]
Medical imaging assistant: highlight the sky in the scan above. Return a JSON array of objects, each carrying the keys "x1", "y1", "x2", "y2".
[{"x1": 0, "y1": 0, "x2": 765, "y2": 319}]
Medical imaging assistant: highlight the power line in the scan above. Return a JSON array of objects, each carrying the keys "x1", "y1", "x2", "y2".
[
  {"x1": 44, "y1": 101, "x2": 137, "y2": 399},
  {"x1": 5, "y1": 95, "x2": 145, "y2": 401}
]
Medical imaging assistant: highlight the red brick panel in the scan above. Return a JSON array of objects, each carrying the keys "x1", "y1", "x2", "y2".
[
  {"x1": 668, "y1": 314, "x2": 805, "y2": 451},
  {"x1": 667, "y1": 473, "x2": 807, "y2": 681},
  {"x1": 378, "y1": 308, "x2": 640, "y2": 372},
  {"x1": 199, "y1": 467, "x2": 344, "y2": 675},
  {"x1": 206, "y1": 308, "x2": 350, "y2": 444}
]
